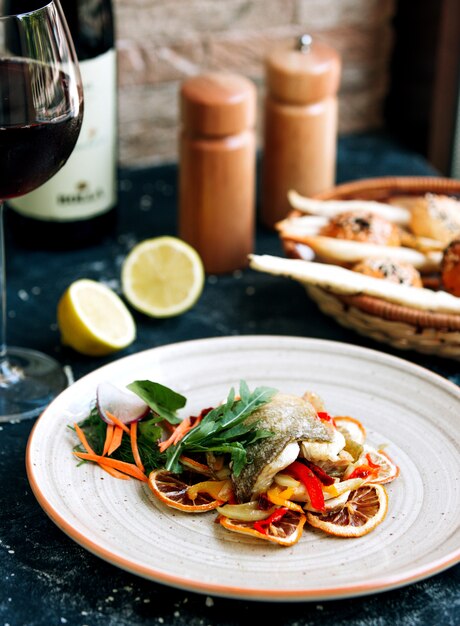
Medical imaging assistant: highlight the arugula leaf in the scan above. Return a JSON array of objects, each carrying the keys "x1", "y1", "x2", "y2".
[
  {"x1": 228, "y1": 444, "x2": 248, "y2": 477},
  {"x1": 164, "y1": 381, "x2": 277, "y2": 474},
  {"x1": 127, "y1": 380, "x2": 185, "y2": 424}
]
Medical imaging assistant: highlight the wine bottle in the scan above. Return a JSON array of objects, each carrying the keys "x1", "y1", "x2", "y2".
[{"x1": 8, "y1": 0, "x2": 117, "y2": 248}]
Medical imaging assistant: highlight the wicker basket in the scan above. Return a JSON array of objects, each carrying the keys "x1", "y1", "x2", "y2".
[{"x1": 284, "y1": 176, "x2": 460, "y2": 360}]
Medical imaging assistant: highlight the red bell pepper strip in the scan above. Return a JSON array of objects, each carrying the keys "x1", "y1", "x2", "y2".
[
  {"x1": 302, "y1": 459, "x2": 335, "y2": 486},
  {"x1": 286, "y1": 460, "x2": 325, "y2": 511},
  {"x1": 317, "y1": 411, "x2": 336, "y2": 426},
  {"x1": 365, "y1": 453, "x2": 381, "y2": 469},
  {"x1": 253, "y1": 507, "x2": 289, "y2": 535},
  {"x1": 347, "y1": 464, "x2": 379, "y2": 480}
]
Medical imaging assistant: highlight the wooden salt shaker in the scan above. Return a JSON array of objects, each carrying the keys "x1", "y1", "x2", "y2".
[
  {"x1": 261, "y1": 35, "x2": 341, "y2": 228},
  {"x1": 178, "y1": 73, "x2": 256, "y2": 274}
]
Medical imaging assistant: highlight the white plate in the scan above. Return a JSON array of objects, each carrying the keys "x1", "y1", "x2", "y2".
[{"x1": 26, "y1": 336, "x2": 460, "y2": 601}]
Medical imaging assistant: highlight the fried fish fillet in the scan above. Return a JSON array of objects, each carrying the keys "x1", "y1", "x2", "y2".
[{"x1": 232, "y1": 393, "x2": 335, "y2": 503}]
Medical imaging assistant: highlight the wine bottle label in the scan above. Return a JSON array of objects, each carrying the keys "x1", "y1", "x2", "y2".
[{"x1": 10, "y1": 49, "x2": 117, "y2": 222}]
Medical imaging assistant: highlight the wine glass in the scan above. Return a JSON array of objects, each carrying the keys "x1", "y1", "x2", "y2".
[{"x1": 0, "y1": 0, "x2": 83, "y2": 420}]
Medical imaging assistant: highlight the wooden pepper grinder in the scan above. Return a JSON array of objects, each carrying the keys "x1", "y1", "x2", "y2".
[
  {"x1": 178, "y1": 73, "x2": 257, "y2": 274},
  {"x1": 261, "y1": 35, "x2": 341, "y2": 228}
]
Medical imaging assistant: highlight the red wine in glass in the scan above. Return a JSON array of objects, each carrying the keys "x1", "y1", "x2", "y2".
[
  {"x1": 0, "y1": 0, "x2": 83, "y2": 420},
  {"x1": 1, "y1": 59, "x2": 82, "y2": 198}
]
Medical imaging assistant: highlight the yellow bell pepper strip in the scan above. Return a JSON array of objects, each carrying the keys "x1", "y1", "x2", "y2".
[
  {"x1": 186, "y1": 479, "x2": 233, "y2": 502},
  {"x1": 286, "y1": 460, "x2": 325, "y2": 512},
  {"x1": 323, "y1": 477, "x2": 364, "y2": 497},
  {"x1": 267, "y1": 485, "x2": 304, "y2": 513},
  {"x1": 253, "y1": 506, "x2": 289, "y2": 535}
]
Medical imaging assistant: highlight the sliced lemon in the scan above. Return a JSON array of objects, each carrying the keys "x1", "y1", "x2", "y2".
[
  {"x1": 121, "y1": 237, "x2": 205, "y2": 318},
  {"x1": 306, "y1": 484, "x2": 388, "y2": 538},
  {"x1": 219, "y1": 509, "x2": 307, "y2": 546},
  {"x1": 361, "y1": 446, "x2": 400, "y2": 484},
  {"x1": 334, "y1": 416, "x2": 367, "y2": 444},
  {"x1": 148, "y1": 469, "x2": 223, "y2": 512},
  {"x1": 57, "y1": 279, "x2": 136, "y2": 356}
]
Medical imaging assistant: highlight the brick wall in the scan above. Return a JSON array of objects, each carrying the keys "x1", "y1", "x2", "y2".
[{"x1": 115, "y1": 0, "x2": 396, "y2": 165}]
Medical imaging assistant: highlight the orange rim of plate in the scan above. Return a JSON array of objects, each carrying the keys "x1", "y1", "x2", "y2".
[
  {"x1": 24, "y1": 334, "x2": 460, "y2": 601},
  {"x1": 26, "y1": 409, "x2": 460, "y2": 599}
]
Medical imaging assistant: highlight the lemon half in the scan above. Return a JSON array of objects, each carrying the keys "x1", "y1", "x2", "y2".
[
  {"x1": 121, "y1": 237, "x2": 205, "y2": 318},
  {"x1": 57, "y1": 279, "x2": 136, "y2": 356}
]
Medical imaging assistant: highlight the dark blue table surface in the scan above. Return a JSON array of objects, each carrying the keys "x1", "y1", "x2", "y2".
[{"x1": 1, "y1": 133, "x2": 459, "y2": 626}]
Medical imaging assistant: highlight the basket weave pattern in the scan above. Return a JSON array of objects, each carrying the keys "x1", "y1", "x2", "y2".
[
  {"x1": 287, "y1": 177, "x2": 460, "y2": 360},
  {"x1": 307, "y1": 286, "x2": 460, "y2": 359}
]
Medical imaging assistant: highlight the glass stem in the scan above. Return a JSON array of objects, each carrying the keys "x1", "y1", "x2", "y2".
[{"x1": 0, "y1": 203, "x2": 8, "y2": 371}]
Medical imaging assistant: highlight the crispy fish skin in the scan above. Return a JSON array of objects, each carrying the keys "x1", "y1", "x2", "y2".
[{"x1": 232, "y1": 393, "x2": 334, "y2": 503}]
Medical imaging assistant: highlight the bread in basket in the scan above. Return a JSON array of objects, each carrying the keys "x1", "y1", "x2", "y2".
[{"x1": 250, "y1": 176, "x2": 460, "y2": 360}]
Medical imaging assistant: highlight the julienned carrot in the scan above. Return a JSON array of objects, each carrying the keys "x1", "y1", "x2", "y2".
[
  {"x1": 102, "y1": 424, "x2": 114, "y2": 456},
  {"x1": 159, "y1": 415, "x2": 205, "y2": 453},
  {"x1": 159, "y1": 417, "x2": 191, "y2": 452},
  {"x1": 74, "y1": 423, "x2": 129, "y2": 480},
  {"x1": 74, "y1": 451, "x2": 148, "y2": 482},
  {"x1": 105, "y1": 410, "x2": 130, "y2": 434},
  {"x1": 74, "y1": 423, "x2": 95, "y2": 454},
  {"x1": 175, "y1": 415, "x2": 203, "y2": 443},
  {"x1": 130, "y1": 422, "x2": 145, "y2": 472},
  {"x1": 99, "y1": 463, "x2": 131, "y2": 480},
  {"x1": 180, "y1": 455, "x2": 212, "y2": 475},
  {"x1": 107, "y1": 425, "x2": 124, "y2": 456}
]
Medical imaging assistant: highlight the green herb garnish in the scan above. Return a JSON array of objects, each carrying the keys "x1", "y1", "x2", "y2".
[
  {"x1": 74, "y1": 380, "x2": 276, "y2": 477},
  {"x1": 127, "y1": 380, "x2": 186, "y2": 424},
  {"x1": 165, "y1": 381, "x2": 276, "y2": 475}
]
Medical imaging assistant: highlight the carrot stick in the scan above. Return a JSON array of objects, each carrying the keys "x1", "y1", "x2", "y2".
[
  {"x1": 99, "y1": 464, "x2": 131, "y2": 480},
  {"x1": 172, "y1": 415, "x2": 203, "y2": 444},
  {"x1": 180, "y1": 455, "x2": 211, "y2": 475},
  {"x1": 159, "y1": 415, "x2": 205, "y2": 453},
  {"x1": 159, "y1": 417, "x2": 191, "y2": 452},
  {"x1": 73, "y1": 451, "x2": 148, "y2": 482},
  {"x1": 74, "y1": 423, "x2": 129, "y2": 480},
  {"x1": 102, "y1": 424, "x2": 114, "y2": 456},
  {"x1": 101, "y1": 425, "x2": 131, "y2": 478},
  {"x1": 74, "y1": 423, "x2": 96, "y2": 454},
  {"x1": 130, "y1": 422, "x2": 145, "y2": 472},
  {"x1": 107, "y1": 425, "x2": 124, "y2": 456},
  {"x1": 105, "y1": 411, "x2": 130, "y2": 434}
]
